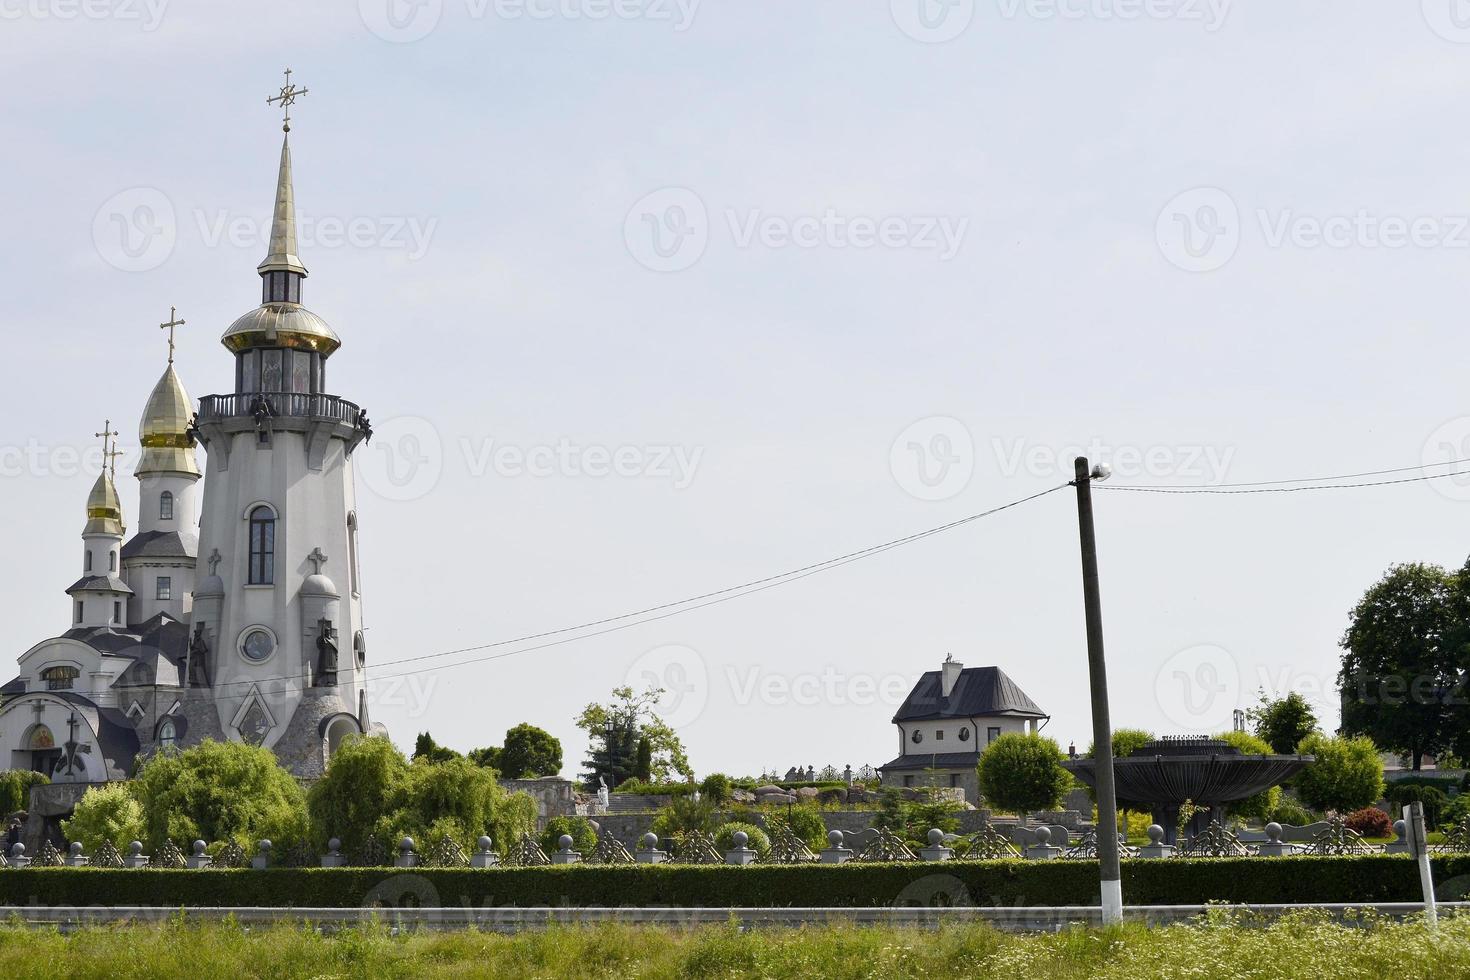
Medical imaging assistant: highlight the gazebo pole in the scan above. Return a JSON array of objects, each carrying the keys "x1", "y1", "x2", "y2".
[{"x1": 1073, "y1": 457, "x2": 1123, "y2": 926}]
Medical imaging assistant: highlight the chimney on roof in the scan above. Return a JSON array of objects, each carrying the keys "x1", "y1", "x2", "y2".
[{"x1": 941, "y1": 654, "x2": 963, "y2": 698}]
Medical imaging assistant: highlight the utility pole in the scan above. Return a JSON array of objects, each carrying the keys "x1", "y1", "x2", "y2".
[{"x1": 1073, "y1": 456, "x2": 1123, "y2": 926}]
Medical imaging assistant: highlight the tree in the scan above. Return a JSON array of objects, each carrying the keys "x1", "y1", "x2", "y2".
[
  {"x1": 699, "y1": 773, "x2": 732, "y2": 805},
  {"x1": 467, "y1": 746, "x2": 502, "y2": 771},
  {"x1": 576, "y1": 685, "x2": 691, "y2": 788},
  {"x1": 1338, "y1": 562, "x2": 1470, "y2": 770},
  {"x1": 0, "y1": 770, "x2": 48, "y2": 816},
  {"x1": 60, "y1": 783, "x2": 143, "y2": 852},
  {"x1": 499, "y1": 724, "x2": 562, "y2": 779},
  {"x1": 539, "y1": 815, "x2": 597, "y2": 856},
  {"x1": 1211, "y1": 729, "x2": 1282, "y2": 821},
  {"x1": 976, "y1": 733, "x2": 1073, "y2": 816},
  {"x1": 132, "y1": 739, "x2": 309, "y2": 850},
  {"x1": 412, "y1": 731, "x2": 460, "y2": 763},
  {"x1": 633, "y1": 737, "x2": 653, "y2": 782},
  {"x1": 1247, "y1": 691, "x2": 1320, "y2": 756},
  {"x1": 1293, "y1": 733, "x2": 1385, "y2": 814},
  {"x1": 307, "y1": 735, "x2": 407, "y2": 855}
]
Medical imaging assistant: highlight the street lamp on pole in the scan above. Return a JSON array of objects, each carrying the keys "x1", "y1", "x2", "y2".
[{"x1": 1072, "y1": 456, "x2": 1123, "y2": 926}]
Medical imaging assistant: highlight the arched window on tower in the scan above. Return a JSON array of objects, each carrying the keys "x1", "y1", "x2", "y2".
[
  {"x1": 248, "y1": 506, "x2": 275, "y2": 585},
  {"x1": 160, "y1": 491, "x2": 174, "y2": 521},
  {"x1": 158, "y1": 718, "x2": 177, "y2": 750}
]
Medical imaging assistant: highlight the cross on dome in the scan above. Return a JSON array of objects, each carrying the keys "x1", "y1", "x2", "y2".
[{"x1": 266, "y1": 67, "x2": 308, "y2": 133}]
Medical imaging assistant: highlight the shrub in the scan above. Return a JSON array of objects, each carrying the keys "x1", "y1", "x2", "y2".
[
  {"x1": 540, "y1": 816, "x2": 598, "y2": 856},
  {"x1": 699, "y1": 773, "x2": 732, "y2": 805},
  {"x1": 0, "y1": 770, "x2": 48, "y2": 816},
  {"x1": 1385, "y1": 784, "x2": 1448, "y2": 830},
  {"x1": 132, "y1": 739, "x2": 308, "y2": 851},
  {"x1": 977, "y1": 734, "x2": 1072, "y2": 815},
  {"x1": 1211, "y1": 730, "x2": 1281, "y2": 821},
  {"x1": 60, "y1": 783, "x2": 144, "y2": 852},
  {"x1": 650, "y1": 795, "x2": 716, "y2": 840},
  {"x1": 1344, "y1": 807, "x2": 1392, "y2": 839},
  {"x1": 771, "y1": 803, "x2": 827, "y2": 852},
  {"x1": 714, "y1": 822, "x2": 770, "y2": 858},
  {"x1": 1267, "y1": 798, "x2": 1317, "y2": 827},
  {"x1": 2, "y1": 856, "x2": 1469, "y2": 909},
  {"x1": 1294, "y1": 734, "x2": 1384, "y2": 813}
]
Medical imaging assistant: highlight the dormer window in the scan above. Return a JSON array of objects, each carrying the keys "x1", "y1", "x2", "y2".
[{"x1": 42, "y1": 666, "x2": 79, "y2": 691}]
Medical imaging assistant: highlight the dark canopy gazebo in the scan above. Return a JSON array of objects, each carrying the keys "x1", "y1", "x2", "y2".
[{"x1": 1064, "y1": 736, "x2": 1313, "y2": 844}]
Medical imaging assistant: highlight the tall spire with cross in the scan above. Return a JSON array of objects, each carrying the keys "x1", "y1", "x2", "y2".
[
  {"x1": 259, "y1": 68, "x2": 309, "y2": 284},
  {"x1": 160, "y1": 306, "x2": 185, "y2": 365}
]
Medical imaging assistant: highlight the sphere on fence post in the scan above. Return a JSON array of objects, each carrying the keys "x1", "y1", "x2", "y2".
[
  {"x1": 67, "y1": 842, "x2": 89, "y2": 867},
  {"x1": 919, "y1": 828, "x2": 954, "y2": 862},
  {"x1": 1138, "y1": 824, "x2": 1175, "y2": 860},
  {"x1": 1257, "y1": 822, "x2": 1292, "y2": 858},
  {"x1": 252, "y1": 840, "x2": 272, "y2": 870},
  {"x1": 820, "y1": 830, "x2": 852, "y2": 864},
  {"x1": 186, "y1": 840, "x2": 212, "y2": 870},
  {"x1": 125, "y1": 841, "x2": 150, "y2": 869},
  {"x1": 635, "y1": 832, "x2": 668, "y2": 865},
  {"x1": 395, "y1": 837, "x2": 418, "y2": 869},
  {"x1": 551, "y1": 834, "x2": 581, "y2": 865},
  {"x1": 471, "y1": 835, "x2": 499, "y2": 869},
  {"x1": 321, "y1": 837, "x2": 344, "y2": 869}
]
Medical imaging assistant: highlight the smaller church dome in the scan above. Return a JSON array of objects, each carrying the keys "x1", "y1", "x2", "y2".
[
  {"x1": 221, "y1": 304, "x2": 340, "y2": 356},
  {"x1": 301, "y1": 573, "x2": 339, "y2": 598},
  {"x1": 84, "y1": 472, "x2": 124, "y2": 536},
  {"x1": 195, "y1": 574, "x2": 225, "y2": 596},
  {"x1": 137, "y1": 364, "x2": 201, "y2": 477}
]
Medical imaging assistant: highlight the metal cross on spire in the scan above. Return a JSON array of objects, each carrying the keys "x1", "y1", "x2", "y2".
[
  {"x1": 266, "y1": 67, "x2": 309, "y2": 133},
  {"x1": 94, "y1": 420, "x2": 119, "y2": 465},
  {"x1": 160, "y1": 306, "x2": 185, "y2": 365}
]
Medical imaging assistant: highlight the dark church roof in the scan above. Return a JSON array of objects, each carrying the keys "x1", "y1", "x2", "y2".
[
  {"x1": 64, "y1": 574, "x2": 133, "y2": 595},
  {"x1": 891, "y1": 666, "x2": 1047, "y2": 723},
  {"x1": 121, "y1": 529, "x2": 198, "y2": 561},
  {"x1": 880, "y1": 751, "x2": 982, "y2": 771}
]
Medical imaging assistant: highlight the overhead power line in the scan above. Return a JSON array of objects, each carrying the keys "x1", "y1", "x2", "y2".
[{"x1": 1099, "y1": 467, "x2": 1470, "y2": 496}]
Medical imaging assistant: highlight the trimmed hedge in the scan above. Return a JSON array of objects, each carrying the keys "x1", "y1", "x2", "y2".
[{"x1": 0, "y1": 856, "x2": 1466, "y2": 909}]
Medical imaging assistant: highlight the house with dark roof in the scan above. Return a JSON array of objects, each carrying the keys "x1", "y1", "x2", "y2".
[{"x1": 880, "y1": 655, "x2": 1049, "y2": 804}]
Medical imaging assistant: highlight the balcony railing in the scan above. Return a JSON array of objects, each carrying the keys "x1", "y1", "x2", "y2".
[{"x1": 197, "y1": 392, "x2": 367, "y2": 430}]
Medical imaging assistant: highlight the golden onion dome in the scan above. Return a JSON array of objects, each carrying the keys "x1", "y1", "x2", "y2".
[
  {"x1": 83, "y1": 472, "x2": 125, "y2": 537},
  {"x1": 220, "y1": 303, "x2": 341, "y2": 356},
  {"x1": 137, "y1": 363, "x2": 201, "y2": 477}
]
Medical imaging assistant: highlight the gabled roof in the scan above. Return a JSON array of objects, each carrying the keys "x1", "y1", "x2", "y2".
[{"x1": 891, "y1": 665, "x2": 1047, "y2": 723}]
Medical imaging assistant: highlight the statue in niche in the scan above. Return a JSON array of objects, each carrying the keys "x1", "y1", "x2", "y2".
[
  {"x1": 188, "y1": 623, "x2": 211, "y2": 688},
  {"x1": 315, "y1": 618, "x2": 339, "y2": 687}
]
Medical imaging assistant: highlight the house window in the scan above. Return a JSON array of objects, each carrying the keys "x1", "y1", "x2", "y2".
[
  {"x1": 935, "y1": 729, "x2": 945, "y2": 741},
  {"x1": 160, "y1": 491, "x2": 174, "y2": 520},
  {"x1": 157, "y1": 576, "x2": 172, "y2": 601},
  {"x1": 42, "y1": 666, "x2": 79, "y2": 691},
  {"x1": 248, "y1": 506, "x2": 275, "y2": 585},
  {"x1": 113, "y1": 601, "x2": 122, "y2": 624},
  {"x1": 987, "y1": 727, "x2": 1002, "y2": 744},
  {"x1": 911, "y1": 730, "x2": 923, "y2": 745},
  {"x1": 158, "y1": 719, "x2": 177, "y2": 750}
]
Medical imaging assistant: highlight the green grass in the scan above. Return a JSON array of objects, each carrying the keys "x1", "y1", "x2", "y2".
[{"x1": 0, "y1": 912, "x2": 1464, "y2": 979}]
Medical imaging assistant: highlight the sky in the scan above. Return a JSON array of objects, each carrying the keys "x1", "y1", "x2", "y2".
[{"x1": 4, "y1": 1, "x2": 1470, "y2": 781}]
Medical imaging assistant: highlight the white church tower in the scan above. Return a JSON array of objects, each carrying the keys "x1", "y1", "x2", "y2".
[
  {"x1": 68, "y1": 439, "x2": 132, "y2": 632},
  {"x1": 122, "y1": 313, "x2": 202, "y2": 625},
  {"x1": 183, "y1": 72, "x2": 373, "y2": 776}
]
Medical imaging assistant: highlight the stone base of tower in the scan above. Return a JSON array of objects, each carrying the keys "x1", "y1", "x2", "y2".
[
  {"x1": 270, "y1": 687, "x2": 363, "y2": 779},
  {"x1": 172, "y1": 689, "x2": 229, "y2": 750}
]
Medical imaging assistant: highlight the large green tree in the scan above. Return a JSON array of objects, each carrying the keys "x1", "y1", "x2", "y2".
[
  {"x1": 976, "y1": 733, "x2": 1073, "y2": 816},
  {"x1": 1247, "y1": 691, "x2": 1320, "y2": 756},
  {"x1": 498, "y1": 724, "x2": 562, "y2": 779},
  {"x1": 1293, "y1": 733, "x2": 1385, "y2": 814},
  {"x1": 131, "y1": 739, "x2": 308, "y2": 850},
  {"x1": 576, "y1": 685, "x2": 691, "y2": 788},
  {"x1": 1339, "y1": 561, "x2": 1470, "y2": 770}
]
